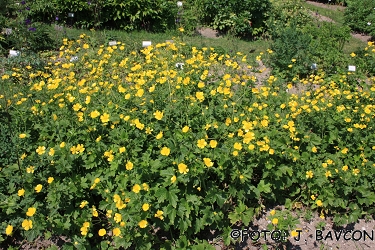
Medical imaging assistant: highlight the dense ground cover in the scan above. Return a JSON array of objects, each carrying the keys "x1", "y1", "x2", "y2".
[{"x1": 1, "y1": 0, "x2": 375, "y2": 249}]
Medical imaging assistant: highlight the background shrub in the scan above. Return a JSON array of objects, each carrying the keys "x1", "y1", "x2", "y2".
[
  {"x1": 344, "y1": 0, "x2": 375, "y2": 37},
  {"x1": 200, "y1": 0, "x2": 271, "y2": 38},
  {"x1": 270, "y1": 22, "x2": 351, "y2": 80}
]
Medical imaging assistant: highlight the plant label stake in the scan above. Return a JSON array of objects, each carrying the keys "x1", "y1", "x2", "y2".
[
  {"x1": 109, "y1": 41, "x2": 117, "y2": 46},
  {"x1": 142, "y1": 41, "x2": 151, "y2": 47},
  {"x1": 70, "y1": 56, "x2": 79, "y2": 62},
  {"x1": 311, "y1": 63, "x2": 317, "y2": 70},
  {"x1": 348, "y1": 65, "x2": 356, "y2": 72},
  {"x1": 9, "y1": 50, "x2": 20, "y2": 57},
  {"x1": 4, "y1": 28, "x2": 12, "y2": 35},
  {"x1": 68, "y1": 13, "x2": 75, "y2": 27}
]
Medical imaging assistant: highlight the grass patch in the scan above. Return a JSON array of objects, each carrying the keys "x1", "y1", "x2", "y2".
[
  {"x1": 302, "y1": 1, "x2": 345, "y2": 24},
  {"x1": 50, "y1": 25, "x2": 270, "y2": 61}
]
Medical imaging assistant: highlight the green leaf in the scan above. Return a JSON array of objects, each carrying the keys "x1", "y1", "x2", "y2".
[
  {"x1": 257, "y1": 180, "x2": 271, "y2": 193},
  {"x1": 165, "y1": 204, "x2": 176, "y2": 224},
  {"x1": 155, "y1": 187, "x2": 167, "y2": 203},
  {"x1": 167, "y1": 188, "x2": 179, "y2": 208}
]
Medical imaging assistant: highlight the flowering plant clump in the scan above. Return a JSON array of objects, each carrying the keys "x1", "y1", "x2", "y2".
[{"x1": 1, "y1": 34, "x2": 375, "y2": 248}]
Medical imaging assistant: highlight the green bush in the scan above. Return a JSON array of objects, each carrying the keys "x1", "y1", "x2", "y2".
[
  {"x1": 26, "y1": 0, "x2": 178, "y2": 32},
  {"x1": 270, "y1": 22, "x2": 351, "y2": 81},
  {"x1": 270, "y1": 26, "x2": 313, "y2": 80},
  {"x1": 344, "y1": 0, "x2": 375, "y2": 36},
  {"x1": 200, "y1": 0, "x2": 271, "y2": 38},
  {"x1": 265, "y1": 0, "x2": 313, "y2": 39}
]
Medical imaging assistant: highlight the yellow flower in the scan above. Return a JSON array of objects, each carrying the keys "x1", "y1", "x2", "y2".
[
  {"x1": 83, "y1": 44, "x2": 89, "y2": 49},
  {"x1": 119, "y1": 147, "x2": 126, "y2": 153},
  {"x1": 182, "y1": 126, "x2": 190, "y2": 133},
  {"x1": 80, "y1": 201, "x2": 88, "y2": 208},
  {"x1": 98, "y1": 229, "x2": 106, "y2": 236},
  {"x1": 311, "y1": 195, "x2": 316, "y2": 200},
  {"x1": 48, "y1": 148, "x2": 55, "y2": 156},
  {"x1": 209, "y1": 140, "x2": 217, "y2": 148},
  {"x1": 179, "y1": 27, "x2": 185, "y2": 32},
  {"x1": 171, "y1": 175, "x2": 177, "y2": 183},
  {"x1": 81, "y1": 226, "x2": 88, "y2": 236},
  {"x1": 312, "y1": 146, "x2": 317, "y2": 153},
  {"x1": 341, "y1": 148, "x2": 348, "y2": 154},
  {"x1": 26, "y1": 207, "x2": 36, "y2": 217},
  {"x1": 153, "y1": 110, "x2": 164, "y2": 120},
  {"x1": 22, "y1": 219, "x2": 33, "y2": 230},
  {"x1": 114, "y1": 213, "x2": 122, "y2": 223},
  {"x1": 203, "y1": 158, "x2": 214, "y2": 167},
  {"x1": 26, "y1": 166, "x2": 35, "y2": 174},
  {"x1": 142, "y1": 183, "x2": 149, "y2": 191},
  {"x1": 35, "y1": 184, "x2": 42, "y2": 193},
  {"x1": 350, "y1": 52, "x2": 356, "y2": 57},
  {"x1": 178, "y1": 163, "x2": 189, "y2": 174},
  {"x1": 133, "y1": 184, "x2": 141, "y2": 193},
  {"x1": 342, "y1": 165, "x2": 348, "y2": 171},
  {"x1": 352, "y1": 168, "x2": 360, "y2": 176},
  {"x1": 234, "y1": 142, "x2": 242, "y2": 150},
  {"x1": 36, "y1": 146, "x2": 46, "y2": 155},
  {"x1": 19, "y1": 133, "x2": 27, "y2": 139},
  {"x1": 1, "y1": 74, "x2": 10, "y2": 80},
  {"x1": 92, "y1": 207, "x2": 98, "y2": 217},
  {"x1": 272, "y1": 218, "x2": 278, "y2": 225},
  {"x1": 142, "y1": 203, "x2": 150, "y2": 211},
  {"x1": 316, "y1": 200, "x2": 323, "y2": 207},
  {"x1": 306, "y1": 170, "x2": 313, "y2": 179},
  {"x1": 196, "y1": 91, "x2": 204, "y2": 101},
  {"x1": 113, "y1": 228, "x2": 121, "y2": 237},
  {"x1": 18, "y1": 189, "x2": 25, "y2": 196},
  {"x1": 290, "y1": 230, "x2": 301, "y2": 237},
  {"x1": 197, "y1": 139, "x2": 207, "y2": 149},
  {"x1": 160, "y1": 147, "x2": 170, "y2": 156},
  {"x1": 270, "y1": 210, "x2": 276, "y2": 216},
  {"x1": 60, "y1": 142, "x2": 65, "y2": 148},
  {"x1": 90, "y1": 110, "x2": 100, "y2": 118},
  {"x1": 5, "y1": 225, "x2": 13, "y2": 235},
  {"x1": 94, "y1": 178, "x2": 100, "y2": 184},
  {"x1": 325, "y1": 171, "x2": 332, "y2": 178},
  {"x1": 138, "y1": 220, "x2": 148, "y2": 228},
  {"x1": 100, "y1": 113, "x2": 110, "y2": 123},
  {"x1": 156, "y1": 131, "x2": 163, "y2": 139},
  {"x1": 154, "y1": 210, "x2": 164, "y2": 220},
  {"x1": 126, "y1": 161, "x2": 134, "y2": 170}
]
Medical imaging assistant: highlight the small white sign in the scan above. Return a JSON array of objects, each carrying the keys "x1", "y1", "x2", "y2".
[
  {"x1": 4, "y1": 28, "x2": 12, "y2": 35},
  {"x1": 175, "y1": 62, "x2": 184, "y2": 69},
  {"x1": 142, "y1": 41, "x2": 151, "y2": 47},
  {"x1": 68, "y1": 13, "x2": 74, "y2": 18},
  {"x1": 109, "y1": 41, "x2": 117, "y2": 46},
  {"x1": 177, "y1": 1, "x2": 183, "y2": 7},
  {"x1": 9, "y1": 50, "x2": 20, "y2": 57},
  {"x1": 311, "y1": 63, "x2": 317, "y2": 70},
  {"x1": 348, "y1": 65, "x2": 356, "y2": 72},
  {"x1": 70, "y1": 56, "x2": 78, "y2": 62}
]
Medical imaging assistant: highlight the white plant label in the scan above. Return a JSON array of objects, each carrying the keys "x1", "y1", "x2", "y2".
[{"x1": 142, "y1": 41, "x2": 152, "y2": 47}]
